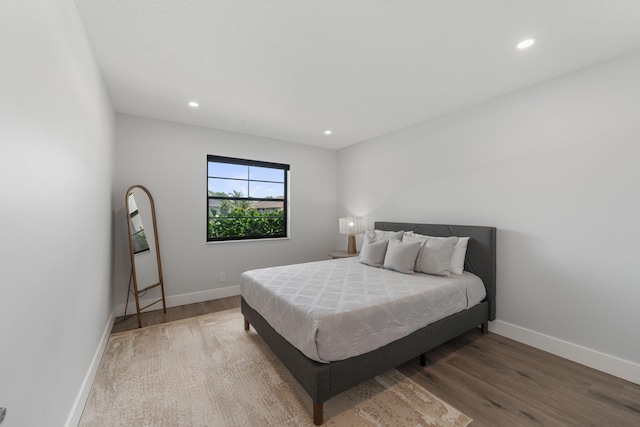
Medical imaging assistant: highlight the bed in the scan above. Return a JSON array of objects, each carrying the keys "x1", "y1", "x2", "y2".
[{"x1": 241, "y1": 222, "x2": 496, "y2": 425}]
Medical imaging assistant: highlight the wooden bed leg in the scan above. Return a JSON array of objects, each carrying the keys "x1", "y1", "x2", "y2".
[
  {"x1": 244, "y1": 318, "x2": 250, "y2": 331},
  {"x1": 420, "y1": 353, "x2": 427, "y2": 367},
  {"x1": 313, "y1": 401, "x2": 323, "y2": 426},
  {"x1": 482, "y1": 321, "x2": 489, "y2": 335}
]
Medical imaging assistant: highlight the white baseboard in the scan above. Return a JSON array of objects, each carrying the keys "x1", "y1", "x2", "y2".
[
  {"x1": 65, "y1": 310, "x2": 115, "y2": 427},
  {"x1": 490, "y1": 320, "x2": 640, "y2": 385},
  {"x1": 115, "y1": 285, "x2": 241, "y2": 317}
]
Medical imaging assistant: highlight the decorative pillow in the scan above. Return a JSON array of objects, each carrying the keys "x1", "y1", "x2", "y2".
[
  {"x1": 416, "y1": 237, "x2": 458, "y2": 277},
  {"x1": 383, "y1": 239, "x2": 422, "y2": 274},
  {"x1": 449, "y1": 237, "x2": 469, "y2": 274},
  {"x1": 358, "y1": 240, "x2": 389, "y2": 268},
  {"x1": 404, "y1": 232, "x2": 469, "y2": 274},
  {"x1": 364, "y1": 229, "x2": 404, "y2": 246},
  {"x1": 402, "y1": 233, "x2": 428, "y2": 244},
  {"x1": 400, "y1": 233, "x2": 429, "y2": 270}
]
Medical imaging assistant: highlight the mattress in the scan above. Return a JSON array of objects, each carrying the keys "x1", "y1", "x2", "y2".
[{"x1": 240, "y1": 257, "x2": 486, "y2": 363}]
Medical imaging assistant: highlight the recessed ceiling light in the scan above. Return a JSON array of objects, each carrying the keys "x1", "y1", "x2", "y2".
[
  {"x1": 517, "y1": 38, "x2": 536, "y2": 49},
  {"x1": 324, "y1": 130, "x2": 332, "y2": 135},
  {"x1": 188, "y1": 101, "x2": 199, "y2": 107}
]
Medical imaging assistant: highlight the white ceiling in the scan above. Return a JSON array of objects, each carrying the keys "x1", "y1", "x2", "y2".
[{"x1": 75, "y1": 1, "x2": 640, "y2": 150}]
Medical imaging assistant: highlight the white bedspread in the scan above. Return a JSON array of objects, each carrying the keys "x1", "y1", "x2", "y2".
[{"x1": 240, "y1": 257, "x2": 486, "y2": 363}]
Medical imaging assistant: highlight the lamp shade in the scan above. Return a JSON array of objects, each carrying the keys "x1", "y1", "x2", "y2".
[{"x1": 338, "y1": 217, "x2": 365, "y2": 235}]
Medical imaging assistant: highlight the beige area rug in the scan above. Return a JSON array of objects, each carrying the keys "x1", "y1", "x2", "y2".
[{"x1": 80, "y1": 308, "x2": 472, "y2": 426}]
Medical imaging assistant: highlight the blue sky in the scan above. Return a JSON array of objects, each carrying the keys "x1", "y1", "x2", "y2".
[{"x1": 208, "y1": 162, "x2": 285, "y2": 198}]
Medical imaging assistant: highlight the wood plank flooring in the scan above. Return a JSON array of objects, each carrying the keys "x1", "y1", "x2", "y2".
[
  {"x1": 397, "y1": 331, "x2": 640, "y2": 426},
  {"x1": 112, "y1": 296, "x2": 640, "y2": 425},
  {"x1": 111, "y1": 296, "x2": 240, "y2": 333}
]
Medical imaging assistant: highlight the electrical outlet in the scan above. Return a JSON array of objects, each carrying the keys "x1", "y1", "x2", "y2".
[{"x1": 219, "y1": 272, "x2": 226, "y2": 282}]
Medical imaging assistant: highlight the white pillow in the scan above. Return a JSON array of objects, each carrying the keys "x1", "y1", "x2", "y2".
[
  {"x1": 383, "y1": 239, "x2": 421, "y2": 274},
  {"x1": 358, "y1": 240, "x2": 389, "y2": 268},
  {"x1": 416, "y1": 237, "x2": 458, "y2": 277},
  {"x1": 404, "y1": 232, "x2": 469, "y2": 274},
  {"x1": 400, "y1": 233, "x2": 429, "y2": 270},
  {"x1": 402, "y1": 233, "x2": 427, "y2": 244},
  {"x1": 363, "y1": 229, "x2": 404, "y2": 246},
  {"x1": 449, "y1": 237, "x2": 469, "y2": 274}
]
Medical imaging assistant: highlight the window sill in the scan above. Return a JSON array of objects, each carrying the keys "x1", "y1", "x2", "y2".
[{"x1": 206, "y1": 236, "x2": 290, "y2": 245}]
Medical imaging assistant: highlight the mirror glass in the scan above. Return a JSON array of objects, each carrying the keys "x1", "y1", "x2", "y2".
[
  {"x1": 128, "y1": 194, "x2": 150, "y2": 254},
  {"x1": 127, "y1": 187, "x2": 159, "y2": 289}
]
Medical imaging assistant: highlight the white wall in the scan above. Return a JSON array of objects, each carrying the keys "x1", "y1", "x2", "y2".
[
  {"x1": 114, "y1": 114, "x2": 337, "y2": 312},
  {"x1": 338, "y1": 50, "x2": 640, "y2": 383},
  {"x1": 0, "y1": 1, "x2": 115, "y2": 426}
]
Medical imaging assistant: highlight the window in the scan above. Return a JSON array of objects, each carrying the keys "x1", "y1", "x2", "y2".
[{"x1": 207, "y1": 155, "x2": 289, "y2": 241}]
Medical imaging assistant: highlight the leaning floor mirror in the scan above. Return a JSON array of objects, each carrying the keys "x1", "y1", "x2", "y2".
[{"x1": 124, "y1": 185, "x2": 167, "y2": 328}]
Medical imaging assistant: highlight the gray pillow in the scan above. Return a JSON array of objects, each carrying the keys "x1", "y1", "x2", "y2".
[
  {"x1": 416, "y1": 237, "x2": 458, "y2": 277},
  {"x1": 363, "y1": 229, "x2": 404, "y2": 245},
  {"x1": 405, "y1": 232, "x2": 467, "y2": 274},
  {"x1": 358, "y1": 240, "x2": 389, "y2": 268},
  {"x1": 383, "y1": 239, "x2": 422, "y2": 274}
]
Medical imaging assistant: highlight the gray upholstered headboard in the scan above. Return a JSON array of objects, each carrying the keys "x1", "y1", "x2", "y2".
[{"x1": 375, "y1": 222, "x2": 497, "y2": 320}]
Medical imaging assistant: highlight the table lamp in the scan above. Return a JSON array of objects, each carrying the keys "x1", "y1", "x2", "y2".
[{"x1": 339, "y1": 217, "x2": 365, "y2": 254}]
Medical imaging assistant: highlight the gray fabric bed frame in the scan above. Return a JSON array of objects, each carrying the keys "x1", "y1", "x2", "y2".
[{"x1": 241, "y1": 222, "x2": 496, "y2": 425}]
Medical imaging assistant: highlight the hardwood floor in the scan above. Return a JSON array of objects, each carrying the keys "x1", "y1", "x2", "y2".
[
  {"x1": 397, "y1": 331, "x2": 640, "y2": 426},
  {"x1": 111, "y1": 296, "x2": 240, "y2": 333},
  {"x1": 112, "y1": 296, "x2": 640, "y2": 425}
]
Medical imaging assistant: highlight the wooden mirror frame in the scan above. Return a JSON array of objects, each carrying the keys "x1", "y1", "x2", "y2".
[{"x1": 124, "y1": 185, "x2": 167, "y2": 328}]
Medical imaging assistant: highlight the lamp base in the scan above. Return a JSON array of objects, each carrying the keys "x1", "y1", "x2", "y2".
[{"x1": 347, "y1": 234, "x2": 357, "y2": 254}]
